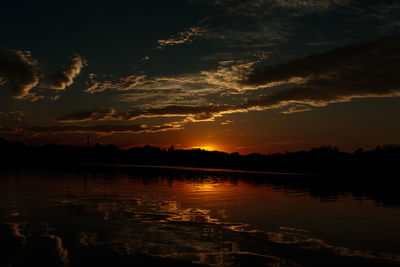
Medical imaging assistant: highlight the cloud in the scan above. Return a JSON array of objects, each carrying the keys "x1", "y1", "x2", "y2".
[
  {"x1": 157, "y1": 26, "x2": 207, "y2": 48},
  {"x1": 240, "y1": 35, "x2": 400, "y2": 111},
  {"x1": 223, "y1": 0, "x2": 351, "y2": 17},
  {"x1": 20, "y1": 122, "x2": 184, "y2": 136},
  {"x1": 157, "y1": 1, "x2": 282, "y2": 50},
  {"x1": 158, "y1": 0, "x2": 350, "y2": 50},
  {"x1": 280, "y1": 106, "x2": 312, "y2": 114},
  {"x1": 85, "y1": 74, "x2": 148, "y2": 94},
  {"x1": 221, "y1": 120, "x2": 234, "y2": 125},
  {"x1": 44, "y1": 55, "x2": 86, "y2": 90},
  {"x1": 115, "y1": 88, "x2": 216, "y2": 109},
  {"x1": 201, "y1": 60, "x2": 256, "y2": 90},
  {"x1": 0, "y1": 50, "x2": 39, "y2": 99},
  {"x1": 0, "y1": 110, "x2": 24, "y2": 120},
  {"x1": 0, "y1": 77, "x2": 6, "y2": 86},
  {"x1": 26, "y1": 124, "x2": 143, "y2": 134},
  {"x1": 119, "y1": 105, "x2": 234, "y2": 122},
  {"x1": 272, "y1": 0, "x2": 349, "y2": 12},
  {"x1": 56, "y1": 107, "x2": 117, "y2": 122},
  {"x1": 362, "y1": 2, "x2": 400, "y2": 32},
  {"x1": 207, "y1": 0, "x2": 348, "y2": 13},
  {"x1": 0, "y1": 110, "x2": 24, "y2": 129},
  {"x1": 56, "y1": 105, "x2": 236, "y2": 123},
  {"x1": 205, "y1": 20, "x2": 290, "y2": 49},
  {"x1": 0, "y1": 50, "x2": 86, "y2": 101}
]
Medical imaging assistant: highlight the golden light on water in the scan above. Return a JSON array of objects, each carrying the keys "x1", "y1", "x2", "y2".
[{"x1": 191, "y1": 182, "x2": 218, "y2": 192}]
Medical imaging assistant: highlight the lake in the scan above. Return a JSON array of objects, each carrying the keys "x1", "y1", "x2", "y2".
[{"x1": 1, "y1": 165, "x2": 400, "y2": 266}]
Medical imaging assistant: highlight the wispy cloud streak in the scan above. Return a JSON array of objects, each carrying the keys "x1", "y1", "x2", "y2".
[
  {"x1": 157, "y1": 26, "x2": 207, "y2": 48},
  {"x1": 43, "y1": 55, "x2": 87, "y2": 90}
]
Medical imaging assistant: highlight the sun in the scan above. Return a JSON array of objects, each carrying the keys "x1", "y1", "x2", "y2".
[{"x1": 191, "y1": 145, "x2": 217, "y2": 151}]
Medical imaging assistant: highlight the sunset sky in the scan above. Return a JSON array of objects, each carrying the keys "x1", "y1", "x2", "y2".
[{"x1": 1, "y1": 0, "x2": 399, "y2": 154}]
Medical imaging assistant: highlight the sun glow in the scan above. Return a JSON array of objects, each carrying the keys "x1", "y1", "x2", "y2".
[{"x1": 191, "y1": 145, "x2": 217, "y2": 151}]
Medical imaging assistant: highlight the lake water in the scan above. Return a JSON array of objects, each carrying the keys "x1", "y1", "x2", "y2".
[{"x1": 1, "y1": 166, "x2": 400, "y2": 266}]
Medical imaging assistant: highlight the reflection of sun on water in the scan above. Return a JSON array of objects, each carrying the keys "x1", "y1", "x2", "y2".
[{"x1": 192, "y1": 183, "x2": 217, "y2": 192}]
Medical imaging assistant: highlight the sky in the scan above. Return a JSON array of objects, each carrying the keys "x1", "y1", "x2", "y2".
[{"x1": 0, "y1": 0, "x2": 399, "y2": 154}]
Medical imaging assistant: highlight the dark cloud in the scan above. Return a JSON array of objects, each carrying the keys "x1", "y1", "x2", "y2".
[
  {"x1": 118, "y1": 105, "x2": 232, "y2": 121},
  {"x1": 0, "y1": 111, "x2": 24, "y2": 131},
  {"x1": 56, "y1": 108, "x2": 116, "y2": 122},
  {"x1": 0, "y1": 50, "x2": 39, "y2": 99},
  {"x1": 0, "y1": 110, "x2": 24, "y2": 121},
  {"x1": 0, "y1": 50, "x2": 86, "y2": 101},
  {"x1": 241, "y1": 35, "x2": 400, "y2": 110},
  {"x1": 209, "y1": 0, "x2": 349, "y2": 13},
  {"x1": 21, "y1": 122, "x2": 182, "y2": 135},
  {"x1": 56, "y1": 105, "x2": 234, "y2": 123},
  {"x1": 26, "y1": 124, "x2": 144, "y2": 134},
  {"x1": 366, "y1": 2, "x2": 400, "y2": 32},
  {"x1": 0, "y1": 127, "x2": 16, "y2": 132},
  {"x1": 44, "y1": 55, "x2": 86, "y2": 90},
  {"x1": 162, "y1": 0, "x2": 351, "y2": 50}
]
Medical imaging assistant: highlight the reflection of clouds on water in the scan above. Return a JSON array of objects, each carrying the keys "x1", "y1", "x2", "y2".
[
  {"x1": 97, "y1": 202, "x2": 118, "y2": 220},
  {"x1": 217, "y1": 209, "x2": 228, "y2": 219},
  {"x1": 79, "y1": 197, "x2": 400, "y2": 266},
  {"x1": 198, "y1": 250, "x2": 296, "y2": 267},
  {"x1": 156, "y1": 200, "x2": 180, "y2": 213},
  {"x1": 4, "y1": 222, "x2": 27, "y2": 243},
  {"x1": 225, "y1": 223, "x2": 253, "y2": 233},
  {"x1": 267, "y1": 228, "x2": 309, "y2": 244},
  {"x1": 5, "y1": 212, "x2": 20, "y2": 217},
  {"x1": 47, "y1": 234, "x2": 69, "y2": 265},
  {"x1": 78, "y1": 232, "x2": 99, "y2": 247},
  {"x1": 167, "y1": 208, "x2": 219, "y2": 224},
  {"x1": 299, "y1": 237, "x2": 400, "y2": 263},
  {"x1": 279, "y1": 226, "x2": 309, "y2": 233},
  {"x1": 0, "y1": 220, "x2": 69, "y2": 266},
  {"x1": 42, "y1": 191, "x2": 400, "y2": 266},
  {"x1": 2, "y1": 174, "x2": 400, "y2": 267},
  {"x1": 25, "y1": 222, "x2": 69, "y2": 266},
  {"x1": 1, "y1": 208, "x2": 399, "y2": 266}
]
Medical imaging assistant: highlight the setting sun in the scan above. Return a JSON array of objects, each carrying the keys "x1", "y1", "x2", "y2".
[{"x1": 191, "y1": 145, "x2": 217, "y2": 151}]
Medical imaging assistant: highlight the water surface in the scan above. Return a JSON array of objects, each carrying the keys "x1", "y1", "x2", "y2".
[{"x1": 1, "y1": 167, "x2": 399, "y2": 266}]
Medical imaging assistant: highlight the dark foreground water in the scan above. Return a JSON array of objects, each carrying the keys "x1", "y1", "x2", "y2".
[{"x1": 1, "y1": 166, "x2": 400, "y2": 266}]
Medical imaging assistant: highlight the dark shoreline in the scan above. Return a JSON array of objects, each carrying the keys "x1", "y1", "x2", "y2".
[{"x1": 2, "y1": 138, "x2": 400, "y2": 177}]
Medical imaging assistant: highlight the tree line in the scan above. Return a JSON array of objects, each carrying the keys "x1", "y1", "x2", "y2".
[{"x1": 1, "y1": 138, "x2": 399, "y2": 176}]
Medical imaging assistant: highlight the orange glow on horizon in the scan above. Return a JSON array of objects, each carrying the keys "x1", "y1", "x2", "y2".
[{"x1": 190, "y1": 145, "x2": 218, "y2": 151}]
